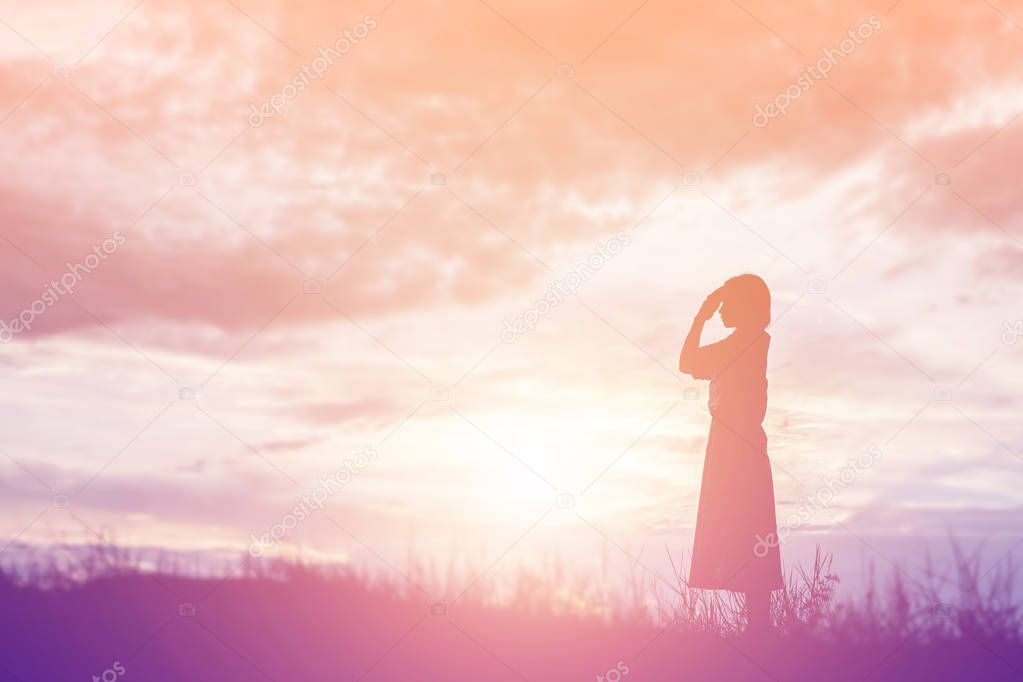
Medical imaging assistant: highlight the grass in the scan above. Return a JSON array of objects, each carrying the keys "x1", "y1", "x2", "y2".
[{"x1": 0, "y1": 539, "x2": 1020, "y2": 681}]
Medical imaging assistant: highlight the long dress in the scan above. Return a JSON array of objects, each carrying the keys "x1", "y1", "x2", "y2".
[{"x1": 688, "y1": 328, "x2": 783, "y2": 592}]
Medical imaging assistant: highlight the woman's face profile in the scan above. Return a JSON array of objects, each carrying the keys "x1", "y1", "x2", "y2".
[
  {"x1": 719, "y1": 297, "x2": 737, "y2": 328},
  {"x1": 718, "y1": 288, "x2": 738, "y2": 328}
]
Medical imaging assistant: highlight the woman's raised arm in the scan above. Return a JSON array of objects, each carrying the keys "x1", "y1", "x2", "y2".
[{"x1": 679, "y1": 288, "x2": 723, "y2": 377}]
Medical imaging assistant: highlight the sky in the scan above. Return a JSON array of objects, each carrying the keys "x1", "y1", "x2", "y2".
[{"x1": 0, "y1": 0, "x2": 1021, "y2": 594}]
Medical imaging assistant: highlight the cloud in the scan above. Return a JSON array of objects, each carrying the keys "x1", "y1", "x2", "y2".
[
  {"x1": 256, "y1": 436, "x2": 323, "y2": 453},
  {"x1": 0, "y1": 0, "x2": 1020, "y2": 346}
]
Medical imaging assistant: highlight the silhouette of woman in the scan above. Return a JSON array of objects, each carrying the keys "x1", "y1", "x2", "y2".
[{"x1": 679, "y1": 274, "x2": 783, "y2": 632}]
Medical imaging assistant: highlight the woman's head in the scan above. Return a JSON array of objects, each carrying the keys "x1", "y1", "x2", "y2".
[{"x1": 719, "y1": 274, "x2": 771, "y2": 330}]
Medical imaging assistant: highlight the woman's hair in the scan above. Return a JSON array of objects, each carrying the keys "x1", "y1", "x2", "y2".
[{"x1": 723, "y1": 274, "x2": 771, "y2": 330}]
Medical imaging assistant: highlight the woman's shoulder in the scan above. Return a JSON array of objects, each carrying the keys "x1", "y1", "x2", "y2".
[
  {"x1": 725, "y1": 329, "x2": 770, "y2": 363},
  {"x1": 727, "y1": 328, "x2": 770, "y2": 346}
]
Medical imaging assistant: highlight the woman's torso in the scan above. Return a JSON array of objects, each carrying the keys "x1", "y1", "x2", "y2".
[{"x1": 708, "y1": 331, "x2": 769, "y2": 436}]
